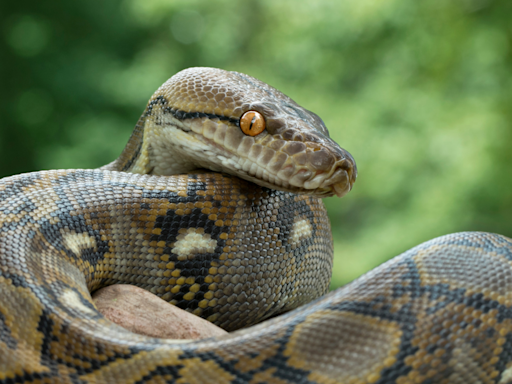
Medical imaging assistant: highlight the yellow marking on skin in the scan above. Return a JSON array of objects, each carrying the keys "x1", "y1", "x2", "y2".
[
  {"x1": 171, "y1": 286, "x2": 180, "y2": 294},
  {"x1": 289, "y1": 218, "x2": 312, "y2": 244},
  {"x1": 183, "y1": 292, "x2": 195, "y2": 300},
  {"x1": 172, "y1": 228, "x2": 217, "y2": 257},
  {"x1": 443, "y1": 339, "x2": 494, "y2": 383},
  {"x1": 285, "y1": 310, "x2": 402, "y2": 383},
  {"x1": 62, "y1": 231, "x2": 97, "y2": 255},
  {"x1": 235, "y1": 343, "x2": 281, "y2": 374},
  {"x1": 166, "y1": 261, "x2": 175, "y2": 269},
  {"x1": 0, "y1": 278, "x2": 49, "y2": 378},
  {"x1": 249, "y1": 367, "x2": 291, "y2": 384},
  {"x1": 80, "y1": 349, "x2": 184, "y2": 383},
  {"x1": 171, "y1": 270, "x2": 181, "y2": 277},
  {"x1": 60, "y1": 289, "x2": 96, "y2": 315},
  {"x1": 415, "y1": 244, "x2": 512, "y2": 302},
  {"x1": 0, "y1": 182, "x2": 60, "y2": 228},
  {"x1": 193, "y1": 308, "x2": 203, "y2": 316},
  {"x1": 208, "y1": 299, "x2": 217, "y2": 307},
  {"x1": 177, "y1": 357, "x2": 235, "y2": 384}
]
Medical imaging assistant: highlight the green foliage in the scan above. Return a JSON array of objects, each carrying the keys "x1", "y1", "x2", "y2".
[{"x1": 2, "y1": 0, "x2": 511, "y2": 289}]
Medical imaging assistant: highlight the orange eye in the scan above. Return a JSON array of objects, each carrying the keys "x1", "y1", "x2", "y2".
[{"x1": 240, "y1": 111, "x2": 266, "y2": 136}]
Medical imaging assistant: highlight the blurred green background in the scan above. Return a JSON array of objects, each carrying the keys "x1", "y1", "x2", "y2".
[{"x1": 2, "y1": 0, "x2": 511, "y2": 289}]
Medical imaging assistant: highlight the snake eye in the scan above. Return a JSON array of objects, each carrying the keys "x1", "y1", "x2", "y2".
[{"x1": 240, "y1": 111, "x2": 266, "y2": 136}]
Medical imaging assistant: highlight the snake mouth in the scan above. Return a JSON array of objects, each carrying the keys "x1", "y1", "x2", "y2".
[
  {"x1": 295, "y1": 162, "x2": 356, "y2": 198},
  {"x1": 268, "y1": 158, "x2": 356, "y2": 197},
  {"x1": 320, "y1": 164, "x2": 357, "y2": 198}
]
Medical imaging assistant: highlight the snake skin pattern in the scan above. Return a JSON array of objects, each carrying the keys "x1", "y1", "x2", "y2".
[{"x1": 1, "y1": 67, "x2": 512, "y2": 384}]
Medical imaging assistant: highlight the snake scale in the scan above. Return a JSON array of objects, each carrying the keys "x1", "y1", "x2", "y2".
[{"x1": 1, "y1": 67, "x2": 512, "y2": 384}]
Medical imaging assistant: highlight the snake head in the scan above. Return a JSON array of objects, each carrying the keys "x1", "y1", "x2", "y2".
[
  {"x1": 127, "y1": 67, "x2": 357, "y2": 198},
  {"x1": 241, "y1": 99, "x2": 357, "y2": 198}
]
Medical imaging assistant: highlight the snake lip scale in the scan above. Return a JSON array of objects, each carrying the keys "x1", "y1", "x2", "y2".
[{"x1": 1, "y1": 67, "x2": 512, "y2": 384}]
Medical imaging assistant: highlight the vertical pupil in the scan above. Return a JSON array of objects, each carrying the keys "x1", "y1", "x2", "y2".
[{"x1": 249, "y1": 114, "x2": 257, "y2": 130}]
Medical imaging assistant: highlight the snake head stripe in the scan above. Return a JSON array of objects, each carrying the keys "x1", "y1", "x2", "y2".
[{"x1": 108, "y1": 67, "x2": 357, "y2": 198}]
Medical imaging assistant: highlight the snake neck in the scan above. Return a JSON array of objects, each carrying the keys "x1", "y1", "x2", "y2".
[
  {"x1": 102, "y1": 114, "x2": 199, "y2": 176},
  {"x1": 102, "y1": 115, "x2": 148, "y2": 173}
]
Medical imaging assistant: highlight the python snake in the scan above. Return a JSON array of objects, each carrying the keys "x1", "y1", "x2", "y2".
[{"x1": 1, "y1": 67, "x2": 512, "y2": 384}]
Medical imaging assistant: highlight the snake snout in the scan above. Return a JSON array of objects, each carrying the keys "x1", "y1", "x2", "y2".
[
  {"x1": 328, "y1": 159, "x2": 357, "y2": 198},
  {"x1": 328, "y1": 150, "x2": 357, "y2": 197},
  {"x1": 279, "y1": 138, "x2": 356, "y2": 197}
]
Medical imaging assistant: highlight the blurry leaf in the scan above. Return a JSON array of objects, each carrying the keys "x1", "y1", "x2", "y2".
[{"x1": 6, "y1": 15, "x2": 51, "y2": 57}]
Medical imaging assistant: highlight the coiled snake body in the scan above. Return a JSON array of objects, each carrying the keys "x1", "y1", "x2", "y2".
[{"x1": 1, "y1": 67, "x2": 512, "y2": 384}]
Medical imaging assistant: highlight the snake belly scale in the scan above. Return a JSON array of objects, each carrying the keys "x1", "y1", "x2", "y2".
[{"x1": 1, "y1": 67, "x2": 512, "y2": 384}]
